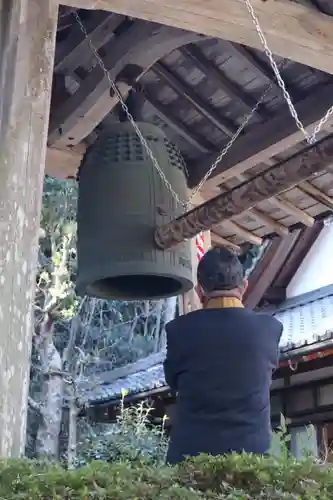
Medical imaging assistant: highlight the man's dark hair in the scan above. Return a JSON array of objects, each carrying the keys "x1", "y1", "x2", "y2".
[{"x1": 197, "y1": 246, "x2": 244, "y2": 294}]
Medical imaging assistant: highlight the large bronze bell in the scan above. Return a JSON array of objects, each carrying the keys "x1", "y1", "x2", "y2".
[{"x1": 76, "y1": 122, "x2": 193, "y2": 301}]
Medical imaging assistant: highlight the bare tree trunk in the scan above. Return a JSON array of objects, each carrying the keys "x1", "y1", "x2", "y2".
[
  {"x1": 36, "y1": 341, "x2": 63, "y2": 460},
  {"x1": 67, "y1": 390, "x2": 77, "y2": 469},
  {"x1": 160, "y1": 297, "x2": 177, "y2": 350},
  {"x1": 153, "y1": 300, "x2": 163, "y2": 353}
]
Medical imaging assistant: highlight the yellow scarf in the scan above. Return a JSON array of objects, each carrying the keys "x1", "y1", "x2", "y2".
[{"x1": 204, "y1": 297, "x2": 244, "y2": 309}]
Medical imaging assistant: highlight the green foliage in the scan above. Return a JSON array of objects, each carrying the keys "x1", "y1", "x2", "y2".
[
  {"x1": 77, "y1": 395, "x2": 168, "y2": 466},
  {"x1": 1, "y1": 452, "x2": 333, "y2": 499}
]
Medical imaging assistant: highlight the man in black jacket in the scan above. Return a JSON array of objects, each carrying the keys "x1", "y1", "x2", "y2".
[{"x1": 164, "y1": 246, "x2": 282, "y2": 464}]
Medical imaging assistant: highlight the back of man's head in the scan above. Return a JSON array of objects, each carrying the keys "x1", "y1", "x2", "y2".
[{"x1": 197, "y1": 246, "x2": 244, "y2": 295}]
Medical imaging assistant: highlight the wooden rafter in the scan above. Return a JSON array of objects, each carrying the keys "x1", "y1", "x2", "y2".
[
  {"x1": 141, "y1": 85, "x2": 214, "y2": 153},
  {"x1": 211, "y1": 232, "x2": 240, "y2": 252},
  {"x1": 218, "y1": 221, "x2": 262, "y2": 246},
  {"x1": 179, "y1": 44, "x2": 269, "y2": 120},
  {"x1": 152, "y1": 61, "x2": 237, "y2": 137},
  {"x1": 226, "y1": 43, "x2": 300, "y2": 98},
  {"x1": 61, "y1": 0, "x2": 333, "y2": 74},
  {"x1": 189, "y1": 84, "x2": 333, "y2": 189},
  {"x1": 298, "y1": 181, "x2": 333, "y2": 210},
  {"x1": 154, "y1": 133, "x2": 333, "y2": 249},
  {"x1": 48, "y1": 22, "x2": 204, "y2": 147},
  {"x1": 54, "y1": 12, "x2": 124, "y2": 73}
]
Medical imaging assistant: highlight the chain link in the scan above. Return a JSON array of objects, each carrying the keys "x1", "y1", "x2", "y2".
[
  {"x1": 74, "y1": 12, "x2": 186, "y2": 209},
  {"x1": 244, "y1": 0, "x2": 333, "y2": 145},
  {"x1": 189, "y1": 81, "x2": 273, "y2": 202}
]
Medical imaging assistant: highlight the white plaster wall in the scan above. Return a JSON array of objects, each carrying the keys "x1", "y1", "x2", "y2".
[{"x1": 287, "y1": 223, "x2": 333, "y2": 299}]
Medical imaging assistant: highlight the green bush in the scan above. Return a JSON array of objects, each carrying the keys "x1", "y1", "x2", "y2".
[
  {"x1": 1, "y1": 453, "x2": 333, "y2": 499},
  {"x1": 77, "y1": 396, "x2": 168, "y2": 466}
]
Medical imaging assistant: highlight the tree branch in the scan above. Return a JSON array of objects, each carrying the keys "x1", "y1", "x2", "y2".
[{"x1": 28, "y1": 396, "x2": 44, "y2": 415}]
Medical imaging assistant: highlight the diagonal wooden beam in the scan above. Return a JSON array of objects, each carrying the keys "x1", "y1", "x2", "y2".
[
  {"x1": 61, "y1": 0, "x2": 333, "y2": 74},
  {"x1": 54, "y1": 12, "x2": 124, "y2": 74},
  {"x1": 273, "y1": 221, "x2": 324, "y2": 286},
  {"x1": 48, "y1": 22, "x2": 205, "y2": 147},
  {"x1": 244, "y1": 232, "x2": 301, "y2": 310},
  {"x1": 154, "y1": 133, "x2": 333, "y2": 249},
  {"x1": 189, "y1": 84, "x2": 333, "y2": 190}
]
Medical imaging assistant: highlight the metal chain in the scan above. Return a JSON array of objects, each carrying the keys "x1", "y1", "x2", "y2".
[
  {"x1": 244, "y1": 0, "x2": 333, "y2": 145},
  {"x1": 73, "y1": 12, "x2": 291, "y2": 211},
  {"x1": 74, "y1": 11, "x2": 186, "y2": 209},
  {"x1": 188, "y1": 81, "x2": 273, "y2": 202}
]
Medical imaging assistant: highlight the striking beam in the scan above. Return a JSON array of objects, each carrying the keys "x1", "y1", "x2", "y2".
[
  {"x1": 189, "y1": 84, "x2": 333, "y2": 190},
  {"x1": 154, "y1": 134, "x2": 333, "y2": 249},
  {"x1": 61, "y1": 0, "x2": 333, "y2": 74}
]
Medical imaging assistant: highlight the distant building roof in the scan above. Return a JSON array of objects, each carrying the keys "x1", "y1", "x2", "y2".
[{"x1": 85, "y1": 284, "x2": 333, "y2": 406}]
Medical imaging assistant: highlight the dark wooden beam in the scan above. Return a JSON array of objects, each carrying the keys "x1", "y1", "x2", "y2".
[
  {"x1": 244, "y1": 232, "x2": 300, "y2": 310},
  {"x1": 154, "y1": 134, "x2": 333, "y2": 249},
  {"x1": 180, "y1": 44, "x2": 270, "y2": 120},
  {"x1": 188, "y1": 83, "x2": 333, "y2": 190},
  {"x1": 226, "y1": 43, "x2": 300, "y2": 98},
  {"x1": 261, "y1": 286, "x2": 286, "y2": 304},
  {"x1": 227, "y1": 43, "x2": 278, "y2": 86},
  {"x1": 152, "y1": 61, "x2": 237, "y2": 137},
  {"x1": 48, "y1": 22, "x2": 205, "y2": 147},
  {"x1": 273, "y1": 221, "x2": 323, "y2": 287},
  {"x1": 142, "y1": 86, "x2": 215, "y2": 153},
  {"x1": 55, "y1": 12, "x2": 125, "y2": 73}
]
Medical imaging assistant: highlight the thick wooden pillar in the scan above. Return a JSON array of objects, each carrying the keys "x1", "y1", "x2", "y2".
[{"x1": 0, "y1": 0, "x2": 58, "y2": 457}]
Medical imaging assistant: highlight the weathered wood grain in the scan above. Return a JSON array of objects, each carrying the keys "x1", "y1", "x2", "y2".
[
  {"x1": 60, "y1": 0, "x2": 333, "y2": 74},
  {"x1": 154, "y1": 135, "x2": 333, "y2": 249},
  {"x1": 0, "y1": 0, "x2": 57, "y2": 457}
]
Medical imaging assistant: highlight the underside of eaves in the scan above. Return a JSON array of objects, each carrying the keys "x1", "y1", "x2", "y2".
[{"x1": 49, "y1": 1, "x2": 333, "y2": 248}]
